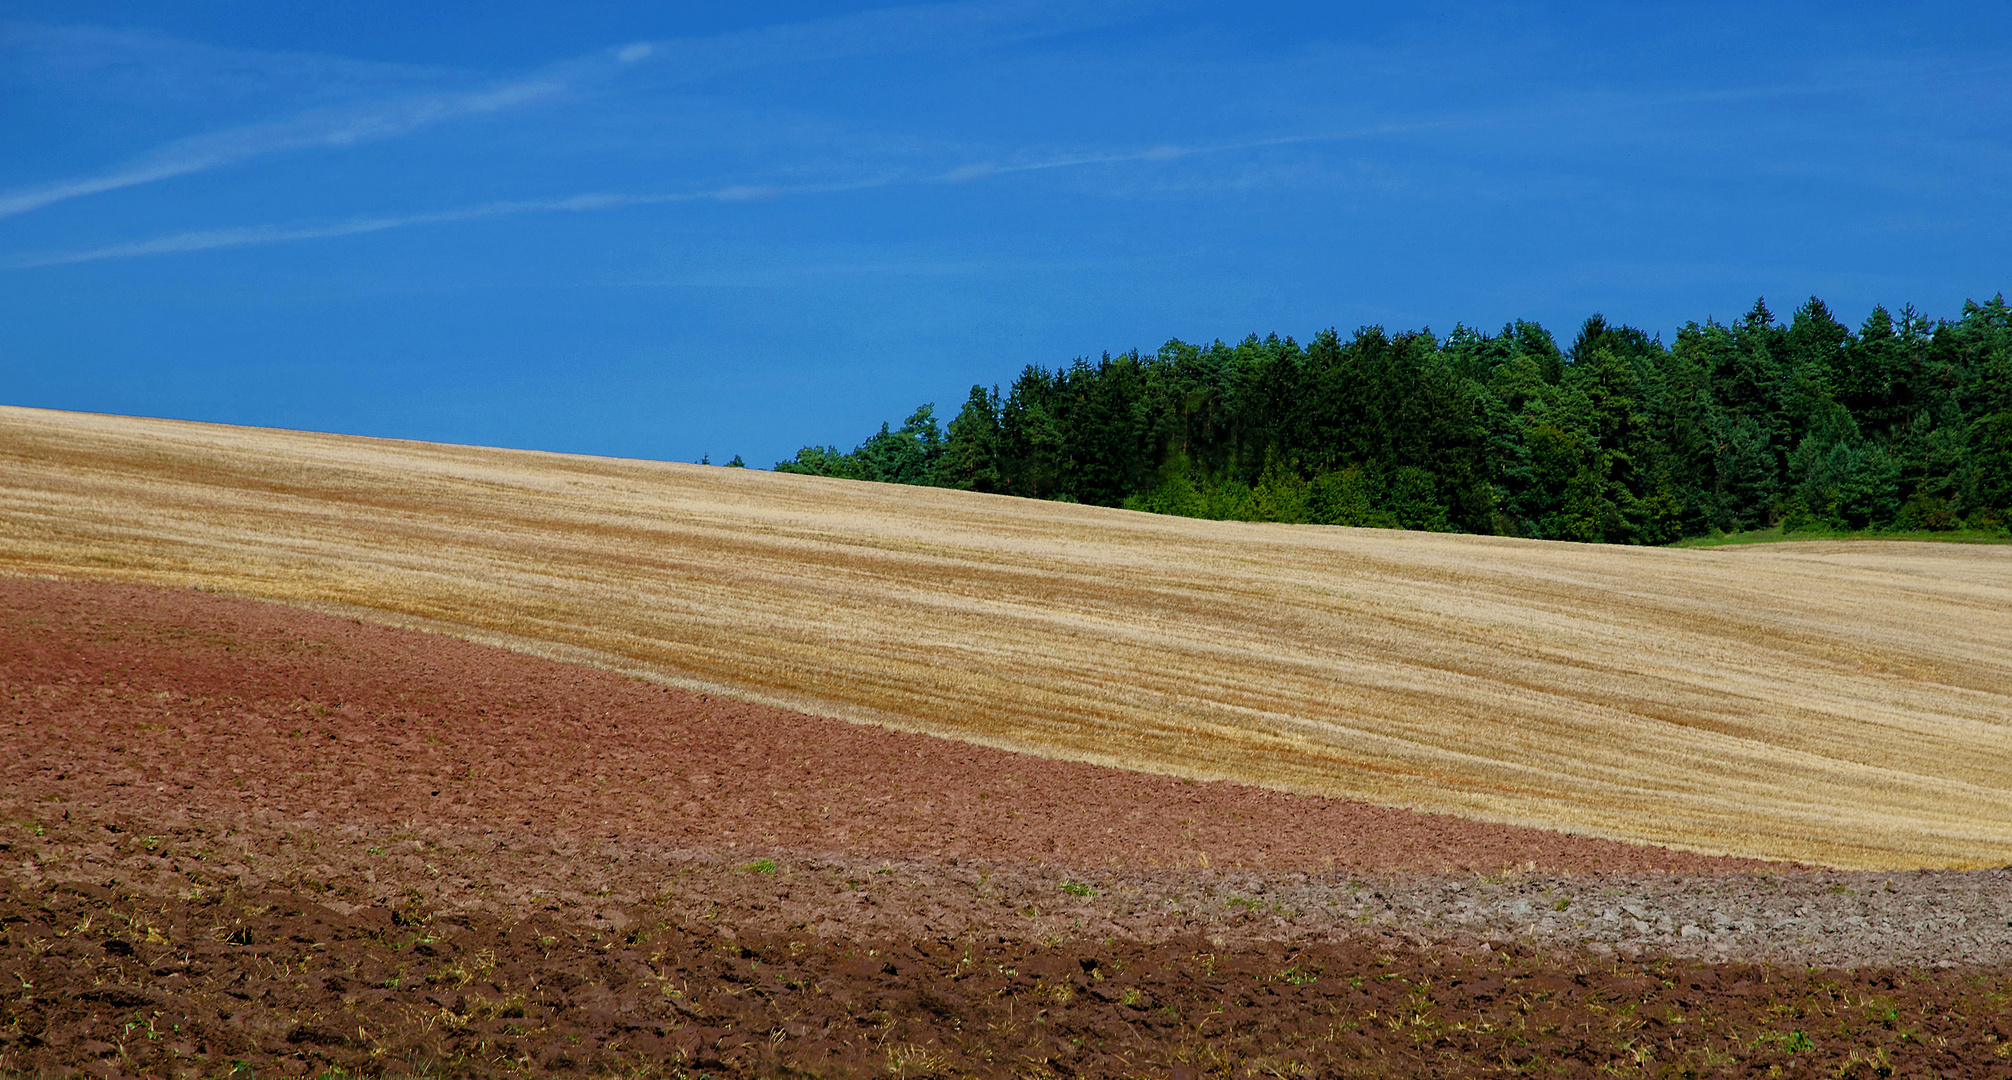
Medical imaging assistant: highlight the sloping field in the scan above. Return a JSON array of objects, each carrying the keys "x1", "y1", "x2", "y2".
[{"x1": 2, "y1": 405, "x2": 2009, "y2": 868}]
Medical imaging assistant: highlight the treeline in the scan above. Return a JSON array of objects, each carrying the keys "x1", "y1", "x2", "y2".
[{"x1": 776, "y1": 296, "x2": 2012, "y2": 543}]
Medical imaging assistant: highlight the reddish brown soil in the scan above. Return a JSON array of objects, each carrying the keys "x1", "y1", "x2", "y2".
[{"x1": 1, "y1": 576, "x2": 1771, "y2": 876}]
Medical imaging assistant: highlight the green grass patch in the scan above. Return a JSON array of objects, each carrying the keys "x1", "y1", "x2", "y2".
[{"x1": 1671, "y1": 524, "x2": 2012, "y2": 548}]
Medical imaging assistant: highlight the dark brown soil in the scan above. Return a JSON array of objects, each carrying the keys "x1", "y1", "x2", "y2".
[
  {"x1": 10, "y1": 575, "x2": 2011, "y2": 1079},
  {"x1": 7, "y1": 875, "x2": 2012, "y2": 1079}
]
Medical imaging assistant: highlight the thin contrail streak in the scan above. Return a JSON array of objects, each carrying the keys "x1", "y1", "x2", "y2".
[
  {"x1": 0, "y1": 1, "x2": 1125, "y2": 221},
  {"x1": 933, "y1": 122, "x2": 1464, "y2": 182},
  {"x1": 0, "y1": 182, "x2": 891, "y2": 269},
  {"x1": 0, "y1": 120, "x2": 1456, "y2": 269},
  {"x1": 0, "y1": 78, "x2": 569, "y2": 221},
  {"x1": 5, "y1": 197, "x2": 599, "y2": 268}
]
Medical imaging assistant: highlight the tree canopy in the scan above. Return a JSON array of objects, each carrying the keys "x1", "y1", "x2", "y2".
[{"x1": 776, "y1": 295, "x2": 2012, "y2": 543}]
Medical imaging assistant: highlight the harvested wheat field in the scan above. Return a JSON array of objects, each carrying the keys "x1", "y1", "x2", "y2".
[{"x1": 3, "y1": 405, "x2": 2011, "y2": 868}]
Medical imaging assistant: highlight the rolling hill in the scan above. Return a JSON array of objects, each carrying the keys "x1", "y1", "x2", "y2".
[{"x1": 3, "y1": 404, "x2": 2008, "y2": 868}]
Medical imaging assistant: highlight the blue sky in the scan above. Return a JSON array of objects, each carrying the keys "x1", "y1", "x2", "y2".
[{"x1": 3, "y1": 2, "x2": 2007, "y2": 467}]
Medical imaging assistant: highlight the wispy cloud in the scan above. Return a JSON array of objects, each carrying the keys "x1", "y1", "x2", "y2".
[
  {"x1": 5, "y1": 197, "x2": 598, "y2": 268},
  {"x1": 0, "y1": 181, "x2": 900, "y2": 269},
  {"x1": 934, "y1": 123, "x2": 1463, "y2": 183},
  {"x1": 0, "y1": 21, "x2": 471, "y2": 117},
  {"x1": 0, "y1": 1, "x2": 1133, "y2": 221},
  {"x1": 3, "y1": 115, "x2": 1479, "y2": 270},
  {"x1": 0, "y1": 77, "x2": 570, "y2": 220}
]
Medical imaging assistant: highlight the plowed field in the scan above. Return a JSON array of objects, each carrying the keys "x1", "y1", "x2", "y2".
[
  {"x1": 6, "y1": 577, "x2": 2011, "y2": 1078},
  {"x1": 2, "y1": 406, "x2": 2010, "y2": 868}
]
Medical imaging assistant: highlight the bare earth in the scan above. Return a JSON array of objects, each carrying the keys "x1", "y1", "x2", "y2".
[{"x1": 7, "y1": 576, "x2": 2012, "y2": 1077}]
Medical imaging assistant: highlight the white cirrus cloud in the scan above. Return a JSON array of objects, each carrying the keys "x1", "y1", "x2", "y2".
[
  {"x1": 0, "y1": 180, "x2": 902, "y2": 269},
  {"x1": 0, "y1": 1, "x2": 1139, "y2": 221}
]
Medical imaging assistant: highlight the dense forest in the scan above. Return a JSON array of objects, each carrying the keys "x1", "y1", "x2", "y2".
[{"x1": 775, "y1": 296, "x2": 2012, "y2": 543}]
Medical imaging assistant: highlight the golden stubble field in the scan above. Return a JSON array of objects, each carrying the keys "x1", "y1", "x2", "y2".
[{"x1": 2, "y1": 405, "x2": 2008, "y2": 869}]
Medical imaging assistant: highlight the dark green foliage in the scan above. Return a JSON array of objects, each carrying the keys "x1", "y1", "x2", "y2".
[
  {"x1": 774, "y1": 405, "x2": 943, "y2": 485},
  {"x1": 777, "y1": 295, "x2": 2012, "y2": 543}
]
